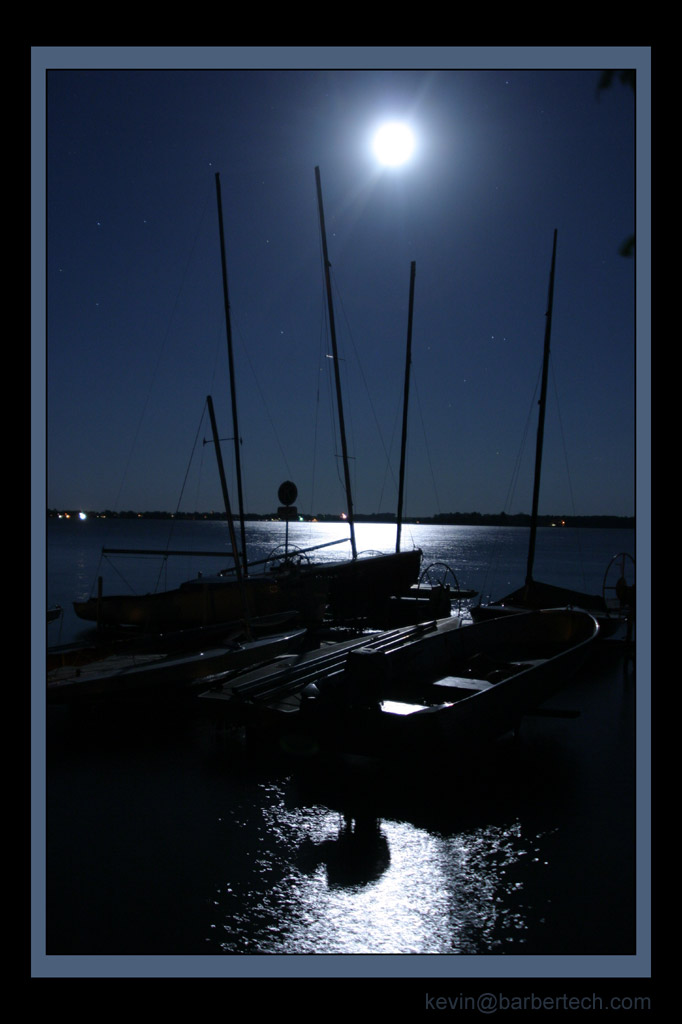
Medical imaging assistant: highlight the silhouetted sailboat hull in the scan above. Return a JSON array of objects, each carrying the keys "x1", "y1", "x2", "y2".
[
  {"x1": 73, "y1": 547, "x2": 423, "y2": 630},
  {"x1": 309, "y1": 548, "x2": 423, "y2": 620},
  {"x1": 470, "y1": 580, "x2": 623, "y2": 637},
  {"x1": 73, "y1": 570, "x2": 326, "y2": 630},
  {"x1": 48, "y1": 626, "x2": 307, "y2": 705},
  {"x1": 471, "y1": 232, "x2": 633, "y2": 640}
]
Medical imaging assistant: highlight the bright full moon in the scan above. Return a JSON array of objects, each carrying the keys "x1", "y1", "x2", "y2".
[{"x1": 372, "y1": 122, "x2": 415, "y2": 166}]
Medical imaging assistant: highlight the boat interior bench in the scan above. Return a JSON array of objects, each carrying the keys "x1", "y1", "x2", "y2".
[
  {"x1": 379, "y1": 677, "x2": 494, "y2": 716},
  {"x1": 418, "y1": 656, "x2": 540, "y2": 701},
  {"x1": 429, "y1": 676, "x2": 494, "y2": 697}
]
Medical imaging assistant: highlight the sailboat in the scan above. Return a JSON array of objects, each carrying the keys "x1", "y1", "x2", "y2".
[
  {"x1": 211, "y1": 167, "x2": 425, "y2": 623},
  {"x1": 206, "y1": 168, "x2": 426, "y2": 624},
  {"x1": 61, "y1": 393, "x2": 309, "y2": 699},
  {"x1": 72, "y1": 394, "x2": 326, "y2": 630},
  {"x1": 279, "y1": 167, "x2": 422, "y2": 620},
  {"x1": 73, "y1": 170, "x2": 424, "y2": 631},
  {"x1": 470, "y1": 231, "x2": 634, "y2": 638}
]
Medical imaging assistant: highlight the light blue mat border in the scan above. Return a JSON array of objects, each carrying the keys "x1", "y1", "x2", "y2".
[{"x1": 31, "y1": 44, "x2": 651, "y2": 981}]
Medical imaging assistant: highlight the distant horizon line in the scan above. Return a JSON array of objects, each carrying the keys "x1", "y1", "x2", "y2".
[{"x1": 47, "y1": 508, "x2": 635, "y2": 527}]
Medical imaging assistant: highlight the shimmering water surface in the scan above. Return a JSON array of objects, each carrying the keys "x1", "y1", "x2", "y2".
[{"x1": 40, "y1": 519, "x2": 639, "y2": 966}]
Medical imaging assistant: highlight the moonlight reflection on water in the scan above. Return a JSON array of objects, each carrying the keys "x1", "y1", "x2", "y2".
[{"x1": 209, "y1": 781, "x2": 542, "y2": 955}]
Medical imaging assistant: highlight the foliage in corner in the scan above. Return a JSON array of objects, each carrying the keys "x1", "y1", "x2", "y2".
[{"x1": 598, "y1": 70, "x2": 636, "y2": 257}]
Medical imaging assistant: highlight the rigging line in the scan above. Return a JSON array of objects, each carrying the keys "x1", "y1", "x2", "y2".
[
  {"x1": 87, "y1": 552, "x2": 106, "y2": 599},
  {"x1": 314, "y1": 201, "x2": 346, "y2": 505},
  {"x1": 377, "y1": 396, "x2": 402, "y2": 512},
  {"x1": 319, "y1": 279, "x2": 349, "y2": 502},
  {"x1": 327, "y1": 352, "x2": 347, "y2": 497},
  {"x1": 329, "y1": 280, "x2": 358, "y2": 500},
  {"x1": 330, "y1": 266, "x2": 398, "y2": 511},
  {"x1": 174, "y1": 401, "x2": 208, "y2": 517},
  {"x1": 478, "y1": 364, "x2": 542, "y2": 599},
  {"x1": 143, "y1": 402, "x2": 212, "y2": 594},
  {"x1": 314, "y1": 214, "x2": 359, "y2": 515},
  {"x1": 308, "y1": 287, "x2": 329, "y2": 517},
  {"x1": 101, "y1": 551, "x2": 154, "y2": 595},
  {"x1": 205, "y1": 318, "x2": 248, "y2": 507},
  {"x1": 109, "y1": 187, "x2": 213, "y2": 517},
  {"x1": 410, "y1": 370, "x2": 441, "y2": 516},
  {"x1": 549, "y1": 360, "x2": 588, "y2": 588},
  {"x1": 503, "y1": 367, "x2": 541, "y2": 514},
  {"x1": 85, "y1": 191, "x2": 212, "y2": 602},
  {"x1": 191, "y1": 409, "x2": 209, "y2": 514},
  {"x1": 151, "y1": 549, "x2": 170, "y2": 596},
  {"x1": 229, "y1": 309, "x2": 294, "y2": 480},
  {"x1": 549, "y1": 361, "x2": 578, "y2": 515}
]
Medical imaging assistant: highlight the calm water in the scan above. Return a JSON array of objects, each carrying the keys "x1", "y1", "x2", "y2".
[{"x1": 37, "y1": 520, "x2": 642, "y2": 975}]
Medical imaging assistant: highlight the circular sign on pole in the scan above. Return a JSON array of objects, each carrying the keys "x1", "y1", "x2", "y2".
[{"x1": 278, "y1": 481, "x2": 298, "y2": 507}]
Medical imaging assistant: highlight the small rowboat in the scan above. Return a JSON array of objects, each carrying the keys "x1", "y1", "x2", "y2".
[{"x1": 199, "y1": 607, "x2": 599, "y2": 759}]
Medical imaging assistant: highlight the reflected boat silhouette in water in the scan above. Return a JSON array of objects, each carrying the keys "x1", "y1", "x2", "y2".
[{"x1": 297, "y1": 814, "x2": 391, "y2": 889}]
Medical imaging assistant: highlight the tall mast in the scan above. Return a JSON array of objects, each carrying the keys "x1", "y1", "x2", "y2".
[
  {"x1": 396, "y1": 261, "x2": 416, "y2": 553},
  {"x1": 314, "y1": 166, "x2": 357, "y2": 559},
  {"x1": 525, "y1": 229, "x2": 558, "y2": 587},
  {"x1": 206, "y1": 394, "x2": 251, "y2": 634},
  {"x1": 215, "y1": 172, "x2": 248, "y2": 576}
]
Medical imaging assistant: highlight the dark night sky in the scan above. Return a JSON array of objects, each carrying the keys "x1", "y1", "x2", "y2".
[{"x1": 35, "y1": 49, "x2": 647, "y2": 519}]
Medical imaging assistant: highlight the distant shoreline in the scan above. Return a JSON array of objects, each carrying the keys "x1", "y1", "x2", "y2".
[{"x1": 47, "y1": 509, "x2": 635, "y2": 529}]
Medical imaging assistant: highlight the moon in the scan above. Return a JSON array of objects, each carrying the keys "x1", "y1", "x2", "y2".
[{"x1": 372, "y1": 122, "x2": 415, "y2": 166}]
